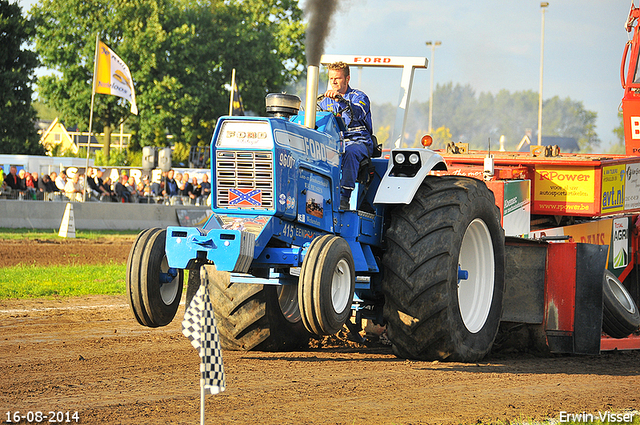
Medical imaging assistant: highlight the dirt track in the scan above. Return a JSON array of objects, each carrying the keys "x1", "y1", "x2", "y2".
[{"x1": 1, "y1": 238, "x2": 640, "y2": 424}]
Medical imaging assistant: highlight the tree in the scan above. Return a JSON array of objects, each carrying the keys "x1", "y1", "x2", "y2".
[
  {"x1": 609, "y1": 112, "x2": 625, "y2": 154},
  {"x1": 0, "y1": 0, "x2": 43, "y2": 155},
  {"x1": 431, "y1": 126, "x2": 452, "y2": 149},
  {"x1": 543, "y1": 96, "x2": 600, "y2": 152},
  {"x1": 32, "y1": 0, "x2": 305, "y2": 160},
  {"x1": 34, "y1": 0, "x2": 171, "y2": 161},
  {"x1": 384, "y1": 83, "x2": 601, "y2": 152}
]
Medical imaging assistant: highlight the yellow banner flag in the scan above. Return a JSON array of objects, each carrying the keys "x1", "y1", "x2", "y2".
[
  {"x1": 95, "y1": 40, "x2": 138, "y2": 115},
  {"x1": 230, "y1": 81, "x2": 245, "y2": 116}
]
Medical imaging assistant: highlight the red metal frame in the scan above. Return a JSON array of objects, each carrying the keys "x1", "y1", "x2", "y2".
[
  {"x1": 544, "y1": 243, "x2": 577, "y2": 335},
  {"x1": 622, "y1": 3, "x2": 640, "y2": 155},
  {"x1": 601, "y1": 334, "x2": 640, "y2": 351}
]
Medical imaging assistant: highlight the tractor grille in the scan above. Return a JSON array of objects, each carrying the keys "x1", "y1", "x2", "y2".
[{"x1": 215, "y1": 150, "x2": 274, "y2": 209}]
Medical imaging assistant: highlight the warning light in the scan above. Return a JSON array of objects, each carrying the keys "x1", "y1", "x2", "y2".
[{"x1": 421, "y1": 135, "x2": 433, "y2": 147}]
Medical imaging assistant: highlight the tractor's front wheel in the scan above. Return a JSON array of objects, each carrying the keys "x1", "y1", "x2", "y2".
[
  {"x1": 298, "y1": 235, "x2": 356, "y2": 336},
  {"x1": 382, "y1": 176, "x2": 505, "y2": 362},
  {"x1": 127, "y1": 228, "x2": 184, "y2": 327},
  {"x1": 204, "y1": 265, "x2": 309, "y2": 351}
]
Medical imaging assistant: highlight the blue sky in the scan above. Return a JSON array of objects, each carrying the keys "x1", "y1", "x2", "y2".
[
  {"x1": 315, "y1": 0, "x2": 632, "y2": 151},
  {"x1": 18, "y1": 0, "x2": 631, "y2": 150}
]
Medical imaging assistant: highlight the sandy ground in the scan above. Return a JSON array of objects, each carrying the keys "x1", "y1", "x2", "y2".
[{"x1": 1, "y1": 238, "x2": 639, "y2": 424}]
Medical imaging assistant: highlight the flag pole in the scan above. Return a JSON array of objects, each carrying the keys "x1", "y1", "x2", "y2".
[
  {"x1": 200, "y1": 277, "x2": 206, "y2": 425},
  {"x1": 83, "y1": 33, "x2": 100, "y2": 202},
  {"x1": 229, "y1": 68, "x2": 236, "y2": 116}
]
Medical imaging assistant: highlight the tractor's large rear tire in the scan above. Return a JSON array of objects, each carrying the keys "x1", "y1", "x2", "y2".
[
  {"x1": 127, "y1": 228, "x2": 184, "y2": 328},
  {"x1": 382, "y1": 176, "x2": 505, "y2": 362},
  {"x1": 204, "y1": 265, "x2": 309, "y2": 351}
]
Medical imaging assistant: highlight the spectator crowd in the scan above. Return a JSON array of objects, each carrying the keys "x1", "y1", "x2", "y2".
[{"x1": 0, "y1": 166, "x2": 211, "y2": 206}]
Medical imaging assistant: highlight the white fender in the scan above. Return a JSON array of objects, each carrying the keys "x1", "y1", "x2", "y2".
[{"x1": 373, "y1": 149, "x2": 447, "y2": 205}]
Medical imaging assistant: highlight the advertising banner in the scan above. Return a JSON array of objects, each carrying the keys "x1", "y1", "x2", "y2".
[
  {"x1": 601, "y1": 164, "x2": 625, "y2": 214},
  {"x1": 533, "y1": 166, "x2": 596, "y2": 215},
  {"x1": 624, "y1": 162, "x2": 640, "y2": 210}
]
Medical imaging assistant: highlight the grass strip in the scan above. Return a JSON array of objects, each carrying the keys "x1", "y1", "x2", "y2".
[
  {"x1": 0, "y1": 228, "x2": 139, "y2": 241},
  {"x1": 0, "y1": 263, "x2": 126, "y2": 299}
]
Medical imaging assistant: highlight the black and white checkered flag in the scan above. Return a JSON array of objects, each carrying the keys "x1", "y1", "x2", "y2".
[{"x1": 182, "y1": 284, "x2": 226, "y2": 395}]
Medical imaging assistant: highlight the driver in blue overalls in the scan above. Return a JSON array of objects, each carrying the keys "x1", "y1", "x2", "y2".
[{"x1": 319, "y1": 61, "x2": 374, "y2": 210}]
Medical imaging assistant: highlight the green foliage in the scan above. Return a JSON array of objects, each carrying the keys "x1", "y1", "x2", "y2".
[
  {"x1": 376, "y1": 125, "x2": 390, "y2": 147},
  {"x1": 609, "y1": 112, "x2": 625, "y2": 154},
  {"x1": 32, "y1": 0, "x2": 305, "y2": 152},
  {"x1": 432, "y1": 126, "x2": 453, "y2": 149},
  {"x1": 0, "y1": 0, "x2": 43, "y2": 155},
  {"x1": 95, "y1": 148, "x2": 133, "y2": 167},
  {"x1": 33, "y1": 100, "x2": 59, "y2": 121},
  {"x1": 172, "y1": 142, "x2": 190, "y2": 166}
]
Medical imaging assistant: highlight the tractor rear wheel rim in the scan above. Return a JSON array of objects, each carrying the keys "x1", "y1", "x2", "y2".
[
  {"x1": 277, "y1": 284, "x2": 301, "y2": 323},
  {"x1": 606, "y1": 273, "x2": 636, "y2": 313},
  {"x1": 458, "y1": 218, "x2": 495, "y2": 334}
]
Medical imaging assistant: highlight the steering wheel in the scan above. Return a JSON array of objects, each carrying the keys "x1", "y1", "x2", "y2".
[{"x1": 316, "y1": 94, "x2": 353, "y2": 119}]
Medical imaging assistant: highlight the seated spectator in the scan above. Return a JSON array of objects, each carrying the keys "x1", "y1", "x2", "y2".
[
  {"x1": 190, "y1": 176, "x2": 201, "y2": 204},
  {"x1": 48, "y1": 172, "x2": 59, "y2": 192},
  {"x1": 150, "y1": 176, "x2": 163, "y2": 201},
  {"x1": 139, "y1": 175, "x2": 153, "y2": 201},
  {"x1": 103, "y1": 177, "x2": 114, "y2": 194},
  {"x1": 85, "y1": 167, "x2": 101, "y2": 199},
  {"x1": 36, "y1": 173, "x2": 48, "y2": 200},
  {"x1": 115, "y1": 174, "x2": 131, "y2": 202},
  {"x1": 126, "y1": 176, "x2": 138, "y2": 202},
  {"x1": 5, "y1": 166, "x2": 23, "y2": 198},
  {"x1": 162, "y1": 169, "x2": 179, "y2": 204},
  {"x1": 38, "y1": 173, "x2": 49, "y2": 191},
  {"x1": 94, "y1": 169, "x2": 114, "y2": 201},
  {"x1": 39, "y1": 174, "x2": 55, "y2": 200},
  {"x1": 23, "y1": 170, "x2": 36, "y2": 199},
  {"x1": 4, "y1": 166, "x2": 21, "y2": 191},
  {"x1": 55, "y1": 170, "x2": 67, "y2": 192},
  {"x1": 0, "y1": 179, "x2": 11, "y2": 198},
  {"x1": 30, "y1": 171, "x2": 39, "y2": 190},
  {"x1": 136, "y1": 181, "x2": 147, "y2": 203},
  {"x1": 180, "y1": 172, "x2": 193, "y2": 204},
  {"x1": 64, "y1": 172, "x2": 84, "y2": 202},
  {"x1": 16, "y1": 169, "x2": 29, "y2": 199},
  {"x1": 200, "y1": 173, "x2": 211, "y2": 200}
]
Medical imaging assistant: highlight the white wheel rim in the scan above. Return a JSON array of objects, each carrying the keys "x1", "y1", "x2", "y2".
[
  {"x1": 277, "y1": 285, "x2": 302, "y2": 323},
  {"x1": 606, "y1": 274, "x2": 636, "y2": 314},
  {"x1": 332, "y1": 258, "x2": 352, "y2": 314},
  {"x1": 458, "y1": 218, "x2": 495, "y2": 334},
  {"x1": 160, "y1": 256, "x2": 180, "y2": 305}
]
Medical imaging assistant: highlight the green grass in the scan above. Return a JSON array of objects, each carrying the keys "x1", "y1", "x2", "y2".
[
  {"x1": 0, "y1": 263, "x2": 126, "y2": 299},
  {"x1": 0, "y1": 228, "x2": 139, "y2": 241}
]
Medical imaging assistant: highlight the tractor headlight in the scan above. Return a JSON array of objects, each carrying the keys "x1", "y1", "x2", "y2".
[{"x1": 390, "y1": 150, "x2": 422, "y2": 178}]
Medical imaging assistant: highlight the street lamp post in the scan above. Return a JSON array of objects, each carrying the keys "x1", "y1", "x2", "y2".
[
  {"x1": 537, "y1": 2, "x2": 549, "y2": 146},
  {"x1": 426, "y1": 41, "x2": 442, "y2": 134}
]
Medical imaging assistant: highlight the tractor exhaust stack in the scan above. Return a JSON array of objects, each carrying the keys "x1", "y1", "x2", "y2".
[{"x1": 304, "y1": 65, "x2": 319, "y2": 129}]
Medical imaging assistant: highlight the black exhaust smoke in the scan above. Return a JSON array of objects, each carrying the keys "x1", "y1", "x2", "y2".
[
  {"x1": 304, "y1": 0, "x2": 339, "y2": 67},
  {"x1": 303, "y1": 0, "x2": 339, "y2": 128}
]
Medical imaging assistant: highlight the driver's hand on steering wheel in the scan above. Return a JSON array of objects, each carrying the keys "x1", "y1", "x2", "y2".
[{"x1": 324, "y1": 90, "x2": 345, "y2": 101}]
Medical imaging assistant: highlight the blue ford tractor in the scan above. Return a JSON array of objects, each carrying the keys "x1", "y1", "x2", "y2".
[{"x1": 127, "y1": 60, "x2": 505, "y2": 362}]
